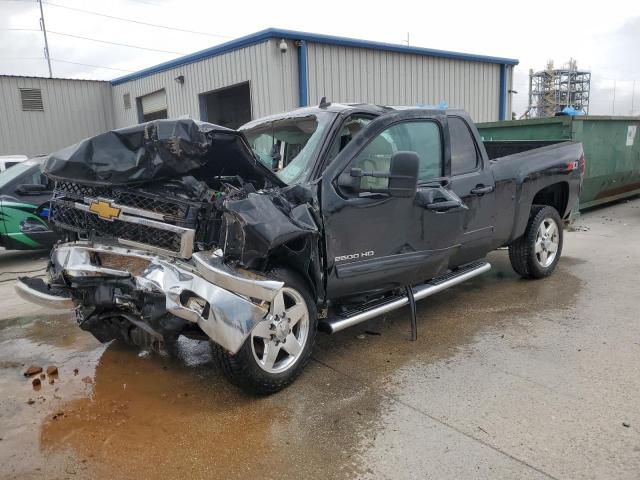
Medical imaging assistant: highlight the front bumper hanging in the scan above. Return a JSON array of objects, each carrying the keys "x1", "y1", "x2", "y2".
[{"x1": 15, "y1": 242, "x2": 284, "y2": 354}]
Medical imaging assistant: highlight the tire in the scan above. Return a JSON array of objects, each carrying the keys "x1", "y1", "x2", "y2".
[
  {"x1": 213, "y1": 268, "x2": 317, "y2": 395},
  {"x1": 508, "y1": 205, "x2": 563, "y2": 279}
]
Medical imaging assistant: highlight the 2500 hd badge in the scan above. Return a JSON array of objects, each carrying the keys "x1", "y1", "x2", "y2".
[{"x1": 335, "y1": 251, "x2": 375, "y2": 262}]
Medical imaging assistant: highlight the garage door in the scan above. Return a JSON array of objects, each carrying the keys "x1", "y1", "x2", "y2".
[{"x1": 140, "y1": 90, "x2": 167, "y2": 121}]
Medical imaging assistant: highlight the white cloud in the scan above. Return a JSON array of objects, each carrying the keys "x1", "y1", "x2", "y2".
[{"x1": 1, "y1": 0, "x2": 639, "y2": 115}]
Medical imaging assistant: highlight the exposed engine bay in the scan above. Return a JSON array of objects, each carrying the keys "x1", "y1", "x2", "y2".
[{"x1": 44, "y1": 119, "x2": 320, "y2": 263}]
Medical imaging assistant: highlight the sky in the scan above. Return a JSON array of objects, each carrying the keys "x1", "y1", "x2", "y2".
[{"x1": 1, "y1": 0, "x2": 639, "y2": 117}]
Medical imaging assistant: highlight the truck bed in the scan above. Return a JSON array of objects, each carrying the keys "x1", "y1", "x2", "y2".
[
  {"x1": 483, "y1": 140, "x2": 566, "y2": 160},
  {"x1": 486, "y1": 140, "x2": 584, "y2": 245}
]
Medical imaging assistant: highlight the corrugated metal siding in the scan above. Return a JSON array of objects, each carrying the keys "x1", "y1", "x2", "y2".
[
  {"x1": 0, "y1": 39, "x2": 512, "y2": 157},
  {"x1": 0, "y1": 76, "x2": 113, "y2": 156},
  {"x1": 305, "y1": 42, "x2": 504, "y2": 123},
  {"x1": 111, "y1": 39, "x2": 299, "y2": 129}
]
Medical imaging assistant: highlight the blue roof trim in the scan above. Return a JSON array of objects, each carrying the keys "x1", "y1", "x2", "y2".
[{"x1": 111, "y1": 28, "x2": 519, "y2": 85}]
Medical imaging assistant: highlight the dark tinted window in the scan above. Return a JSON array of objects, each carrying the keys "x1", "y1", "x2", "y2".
[{"x1": 449, "y1": 117, "x2": 479, "y2": 175}]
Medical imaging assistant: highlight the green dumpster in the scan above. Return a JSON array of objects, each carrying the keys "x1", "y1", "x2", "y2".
[{"x1": 477, "y1": 116, "x2": 640, "y2": 210}]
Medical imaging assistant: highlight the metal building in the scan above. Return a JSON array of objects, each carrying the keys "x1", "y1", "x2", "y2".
[
  {"x1": 111, "y1": 28, "x2": 518, "y2": 129},
  {"x1": 1, "y1": 28, "x2": 518, "y2": 156},
  {"x1": 0, "y1": 75, "x2": 112, "y2": 156}
]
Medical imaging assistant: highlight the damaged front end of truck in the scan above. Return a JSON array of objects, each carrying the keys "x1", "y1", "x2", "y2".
[{"x1": 15, "y1": 119, "x2": 321, "y2": 355}]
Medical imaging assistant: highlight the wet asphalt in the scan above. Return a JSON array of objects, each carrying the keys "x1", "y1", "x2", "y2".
[{"x1": 0, "y1": 197, "x2": 639, "y2": 479}]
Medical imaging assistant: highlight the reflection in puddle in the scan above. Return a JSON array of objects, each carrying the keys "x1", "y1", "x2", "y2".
[{"x1": 39, "y1": 341, "x2": 374, "y2": 479}]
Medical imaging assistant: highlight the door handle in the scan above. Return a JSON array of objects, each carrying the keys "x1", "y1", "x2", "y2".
[
  {"x1": 470, "y1": 185, "x2": 494, "y2": 196},
  {"x1": 426, "y1": 200, "x2": 464, "y2": 212}
]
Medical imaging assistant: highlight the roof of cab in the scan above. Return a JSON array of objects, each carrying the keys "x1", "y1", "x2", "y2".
[
  {"x1": 239, "y1": 103, "x2": 474, "y2": 130},
  {"x1": 239, "y1": 103, "x2": 390, "y2": 129}
]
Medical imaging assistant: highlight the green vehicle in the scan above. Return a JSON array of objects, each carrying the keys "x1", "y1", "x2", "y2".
[{"x1": 0, "y1": 158, "x2": 58, "y2": 250}]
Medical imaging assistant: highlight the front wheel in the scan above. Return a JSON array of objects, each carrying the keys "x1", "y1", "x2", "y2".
[
  {"x1": 508, "y1": 205, "x2": 563, "y2": 279},
  {"x1": 213, "y1": 268, "x2": 317, "y2": 395}
]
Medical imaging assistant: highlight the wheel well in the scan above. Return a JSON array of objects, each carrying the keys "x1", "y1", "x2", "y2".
[
  {"x1": 264, "y1": 237, "x2": 321, "y2": 302},
  {"x1": 532, "y1": 182, "x2": 569, "y2": 217}
]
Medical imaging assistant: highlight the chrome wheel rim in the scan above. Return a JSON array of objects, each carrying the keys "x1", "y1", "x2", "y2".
[
  {"x1": 250, "y1": 287, "x2": 309, "y2": 374},
  {"x1": 535, "y1": 217, "x2": 559, "y2": 268}
]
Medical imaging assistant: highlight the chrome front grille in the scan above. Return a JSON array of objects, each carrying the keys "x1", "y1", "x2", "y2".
[
  {"x1": 55, "y1": 181, "x2": 190, "y2": 219},
  {"x1": 50, "y1": 182, "x2": 197, "y2": 258}
]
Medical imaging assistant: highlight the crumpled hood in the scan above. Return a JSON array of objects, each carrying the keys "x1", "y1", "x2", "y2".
[{"x1": 43, "y1": 119, "x2": 284, "y2": 188}]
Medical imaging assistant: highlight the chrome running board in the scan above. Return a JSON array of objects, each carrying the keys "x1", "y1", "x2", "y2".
[{"x1": 319, "y1": 261, "x2": 491, "y2": 334}]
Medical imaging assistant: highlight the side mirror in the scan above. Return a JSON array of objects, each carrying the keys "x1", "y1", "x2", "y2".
[
  {"x1": 338, "y1": 151, "x2": 419, "y2": 198},
  {"x1": 15, "y1": 184, "x2": 47, "y2": 195},
  {"x1": 387, "y1": 151, "x2": 419, "y2": 198}
]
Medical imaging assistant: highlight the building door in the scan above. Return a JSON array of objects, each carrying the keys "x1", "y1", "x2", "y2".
[
  {"x1": 200, "y1": 82, "x2": 251, "y2": 129},
  {"x1": 139, "y1": 89, "x2": 168, "y2": 122}
]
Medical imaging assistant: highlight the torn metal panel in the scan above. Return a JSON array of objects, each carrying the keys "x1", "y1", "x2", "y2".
[
  {"x1": 221, "y1": 186, "x2": 319, "y2": 269},
  {"x1": 43, "y1": 119, "x2": 284, "y2": 188}
]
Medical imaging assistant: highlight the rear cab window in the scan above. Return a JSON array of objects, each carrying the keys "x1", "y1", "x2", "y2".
[{"x1": 449, "y1": 117, "x2": 480, "y2": 176}]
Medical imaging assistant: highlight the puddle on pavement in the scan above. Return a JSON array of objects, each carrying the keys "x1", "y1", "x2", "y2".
[
  {"x1": 36, "y1": 339, "x2": 384, "y2": 479},
  {"x1": 0, "y1": 312, "x2": 105, "y2": 479},
  {"x1": 0, "y1": 250, "x2": 583, "y2": 479},
  {"x1": 1, "y1": 313, "x2": 373, "y2": 478},
  {"x1": 314, "y1": 250, "x2": 582, "y2": 388}
]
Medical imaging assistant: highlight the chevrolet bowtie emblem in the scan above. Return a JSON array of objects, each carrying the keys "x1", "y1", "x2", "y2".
[{"x1": 88, "y1": 200, "x2": 121, "y2": 221}]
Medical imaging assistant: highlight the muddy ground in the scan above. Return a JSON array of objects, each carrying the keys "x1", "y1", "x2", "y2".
[{"x1": 1, "y1": 198, "x2": 639, "y2": 479}]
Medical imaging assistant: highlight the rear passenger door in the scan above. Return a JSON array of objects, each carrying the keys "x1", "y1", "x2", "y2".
[{"x1": 448, "y1": 116, "x2": 497, "y2": 266}]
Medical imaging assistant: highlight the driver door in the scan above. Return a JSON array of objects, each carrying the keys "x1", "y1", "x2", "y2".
[{"x1": 320, "y1": 110, "x2": 466, "y2": 300}]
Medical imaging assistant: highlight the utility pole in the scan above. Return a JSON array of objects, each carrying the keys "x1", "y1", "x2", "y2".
[
  {"x1": 632, "y1": 80, "x2": 636, "y2": 115},
  {"x1": 38, "y1": 0, "x2": 53, "y2": 78}
]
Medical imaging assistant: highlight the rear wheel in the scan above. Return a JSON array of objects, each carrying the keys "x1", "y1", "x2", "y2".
[
  {"x1": 213, "y1": 268, "x2": 317, "y2": 395},
  {"x1": 509, "y1": 205, "x2": 563, "y2": 279}
]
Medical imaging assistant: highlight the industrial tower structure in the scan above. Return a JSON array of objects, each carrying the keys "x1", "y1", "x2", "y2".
[{"x1": 523, "y1": 59, "x2": 591, "y2": 118}]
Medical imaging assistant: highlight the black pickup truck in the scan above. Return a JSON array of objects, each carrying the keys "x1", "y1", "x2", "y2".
[{"x1": 16, "y1": 103, "x2": 584, "y2": 394}]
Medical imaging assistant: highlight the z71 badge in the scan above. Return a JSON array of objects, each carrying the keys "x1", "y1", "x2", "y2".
[{"x1": 335, "y1": 251, "x2": 375, "y2": 262}]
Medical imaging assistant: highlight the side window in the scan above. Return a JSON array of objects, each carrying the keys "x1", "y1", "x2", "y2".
[
  {"x1": 14, "y1": 168, "x2": 51, "y2": 190},
  {"x1": 353, "y1": 121, "x2": 442, "y2": 189},
  {"x1": 324, "y1": 114, "x2": 374, "y2": 167},
  {"x1": 25, "y1": 170, "x2": 48, "y2": 186},
  {"x1": 449, "y1": 117, "x2": 479, "y2": 176}
]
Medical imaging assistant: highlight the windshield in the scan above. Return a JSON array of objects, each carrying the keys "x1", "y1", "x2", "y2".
[
  {"x1": 242, "y1": 112, "x2": 334, "y2": 185},
  {"x1": 0, "y1": 160, "x2": 39, "y2": 190}
]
